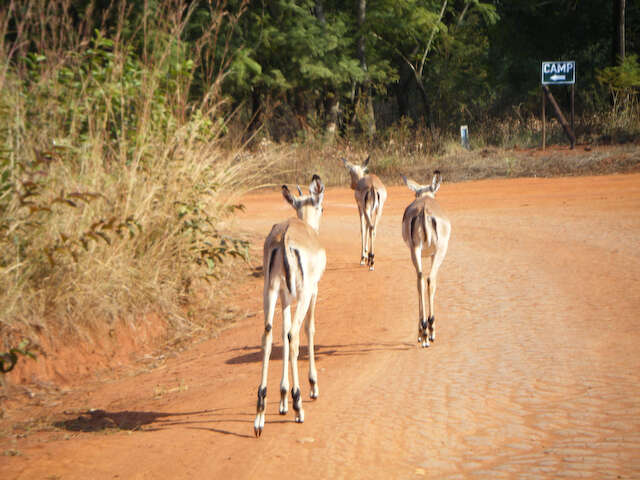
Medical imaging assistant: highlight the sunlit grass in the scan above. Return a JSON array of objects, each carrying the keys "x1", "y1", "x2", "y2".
[{"x1": 0, "y1": 0, "x2": 255, "y2": 354}]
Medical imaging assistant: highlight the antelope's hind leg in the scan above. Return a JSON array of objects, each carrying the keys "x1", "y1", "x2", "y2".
[
  {"x1": 289, "y1": 290, "x2": 313, "y2": 423},
  {"x1": 426, "y1": 246, "x2": 447, "y2": 343},
  {"x1": 279, "y1": 301, "x2": 292, "y2": 415},
  {"x1": 306, "y1": 288, "x2": 319, "y2": 399},
  {"x1": 358, "y1": 206, "x2": 367, "y2": 265},
  {"x1": 367, "y1": 201, "x2": 383, "y2": 271},
  {"x1": 254, "y1": 281, "x2": 278, "y2": 437},
  {"x1": 367, "y1": 225, "x2": 375, "y2": 271},
  {"x1": 410, "y1": 246, "x2": 429, "y2": 348}
]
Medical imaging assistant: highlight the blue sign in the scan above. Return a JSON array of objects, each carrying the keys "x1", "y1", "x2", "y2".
[{"x1": 541, "y1": 61, "x2": 575, "y2": 85}]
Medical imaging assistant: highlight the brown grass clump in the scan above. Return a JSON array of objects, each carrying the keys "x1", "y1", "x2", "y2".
[
  {"x1": 251, "y1": 129, "x2": 639, "y2": 190},
  {"x1": 0, "y1": 0, "x2": 258, "y2": 367}
]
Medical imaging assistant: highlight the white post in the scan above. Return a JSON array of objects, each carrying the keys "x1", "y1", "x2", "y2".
[{"x1": 460, "y1": 125, "x2": 470, "y2": 150}]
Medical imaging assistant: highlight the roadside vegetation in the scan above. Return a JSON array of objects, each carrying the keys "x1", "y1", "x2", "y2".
[
  {"x1": 0, "y1": 0, "x2": 638, "y2": 379},
  {"x1": 0, "y1": 1, "x2": 260, "y2": 368}
]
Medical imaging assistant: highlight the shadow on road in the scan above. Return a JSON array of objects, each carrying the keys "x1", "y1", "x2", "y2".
[
  {"x1": 53, "y1": 409, "x2": 210, "y2": 433},
  {"x1": 54, "y1": 407, "x2": 311, "y2": 439},
  {"x1": 226, "y1": 341, "x2": 413, "y2": 365},
  {"x1": 53, "y1": 408, "x2": 255, "y2": 439}
]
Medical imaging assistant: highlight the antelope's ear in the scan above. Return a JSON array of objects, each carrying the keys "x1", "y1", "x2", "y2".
[
  {"x1": 310, "y1": 174, "x2": 325, "y2": 203},
  {"x1": 310, "y1": 174, "x2": 324, "y2": 194},
  {"x1": 431, "y1": 170, "x2": 442, "y2": 193},
  {"x1": 282, "y1": 185, "x2": 296, "y2": 207},
  {"x1": 341, "y1": 157, "x2": 349, "y2": 168},
  {"x1": 402, "y1": 175, "x2": 422, "y2": 193},
  {"x1": 363, "y1": 155, "x2": 370, "y2": 168}
]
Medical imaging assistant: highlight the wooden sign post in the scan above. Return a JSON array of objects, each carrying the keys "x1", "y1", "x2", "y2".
[{"x1": 541, "y1": 61, "x2": 576, "y2": 150}]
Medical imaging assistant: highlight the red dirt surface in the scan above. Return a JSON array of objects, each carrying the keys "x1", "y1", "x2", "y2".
[{"x1": 2, "y1": 173, "x2": 640, "y2": 479}]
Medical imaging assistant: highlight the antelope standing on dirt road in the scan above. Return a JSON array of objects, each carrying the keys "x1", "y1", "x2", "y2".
[
  {"x1": 254, "y1": 175, "x2": 326, "y2": 437},
  {"x1": 342, "y1": 156, "x2": 387, "y2": 270},
  {"x1": 402, "y1": 171, "x2": 451, "y2": 348}
]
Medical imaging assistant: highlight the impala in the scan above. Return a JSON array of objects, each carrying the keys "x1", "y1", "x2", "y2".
[
  {"x1": 401, "y1": 171, "x2": 451, "y2": 348},
  {"x1": 342, "y1": 156, "x2": 387, "y2": 270},
  {"x1": 254, "y1": 175, "x2": 326, "y2": 437}
]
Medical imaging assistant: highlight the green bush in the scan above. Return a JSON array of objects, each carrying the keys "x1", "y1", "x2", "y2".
[{"x1": 0, "y1": 1, "x2": 251, "y2": 352}]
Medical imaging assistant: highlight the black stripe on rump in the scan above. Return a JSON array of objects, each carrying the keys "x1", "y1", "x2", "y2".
[
  {"x1": 293, "y1": 248, "x2": 304, "y2": 284},
  {"x1": 268, "y1": 248, "x2": 278, "y2": 279},
  {"x1": 410, "y1": 215, "x2": 419, "y2": 243},
  {"x1": 421, "y1": 210, "x2": 428, "y2": 243},
  {"x1": 431, "y1": 217, "x2": 438, "y2": 242},
  {"x1": 283, "y1": 246, "x2": 292, "y2": 293}
]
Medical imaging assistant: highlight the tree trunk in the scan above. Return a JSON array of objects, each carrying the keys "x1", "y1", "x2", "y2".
[
  {"x1": 415, "y1": 79, "x2": 433, "y2": 130},
  {"x1": 248, "y1": 88, "x2": 261, "y2": 136},
  {"x1": 325, "y1": 91, "x2": 340, "y2": 142},
  {"x1": 314, "y1": 0, "x2": 338, "y2": 141},
  {"x1": 613, "y1": 0, "x2": 625, "y2": 65},
  {"x1": 314, "y1": 0, "x2": 326, "y2": 23},
  {"x1": 414, "y1": 0, "x2": 446, "y2": 130},
  {"x1": 395, "y1": 61, "x2": 412, "y2": 118},
  {"x1": 357, "y1": 0, "x2": 376, "y2": 138}
]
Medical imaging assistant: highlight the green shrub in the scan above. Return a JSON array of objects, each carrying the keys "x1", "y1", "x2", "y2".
[{"x1": 0, "y1": 1, "x2": 251, "y2": 352}]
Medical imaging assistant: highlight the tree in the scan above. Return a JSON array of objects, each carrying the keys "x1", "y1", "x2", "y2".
[
  {"x1": 613, "y1": 0, "x2": 625, "y2": 65},
  {"x1": 355, "y1": 0, "x2": 376, "y2": 137},
  {"x1": 224, "y1": 1, "x2": 363, "y2": 139},
  {"x1": 371, "y1": 0, "x2": 497, "y2": 128}
]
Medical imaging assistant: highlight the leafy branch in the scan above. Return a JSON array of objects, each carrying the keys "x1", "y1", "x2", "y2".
[
  {"x1": 0, "y1": 339, "x2": 37, "y2": 374},
  {"x1": 176, "y1": 200, "x2": 248, "y2": 279},
  {"x1": 44, "y1": 215, "x2": 141, "y2": 266}
]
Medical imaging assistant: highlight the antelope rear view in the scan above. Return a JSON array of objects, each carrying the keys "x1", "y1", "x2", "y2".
[
  {"x1": 401, "y1": 171, "x2": 451, "y2": 348},
  {"x1": 254, "y1": 175, "x2": 326, "y2": 437},
  {"x1": 341, "y1": 156, "x2": 387, "y2": 270}
]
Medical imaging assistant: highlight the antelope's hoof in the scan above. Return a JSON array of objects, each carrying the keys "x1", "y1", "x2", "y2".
[
  {"x1": 295, "y1": 410, "x2": 305, "y2": 423},
  {"x1": 309, "y1": 382, "x2": 319, "y2": 399},
  {"x1": 280, "y1": 389, "x2": 288, "y2": 414},
  {"x1": 254, "y1": 414, "x2": 265, "y2": 437}
]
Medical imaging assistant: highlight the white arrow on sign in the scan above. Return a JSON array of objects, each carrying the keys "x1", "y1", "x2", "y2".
[{"x1": 550, "y1": 74, "x2": 566, "y2": 81}]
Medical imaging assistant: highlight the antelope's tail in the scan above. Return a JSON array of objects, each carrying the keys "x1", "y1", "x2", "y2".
[
  {"x1": 363, "y1": 185, "x2": 378, "y2": 228},
  {"x1": 422, "y1": 210, "x2": 438, "y2": 247},
  {"x1": 264, "y1": 228, "x2": 298, "y2": 297}
]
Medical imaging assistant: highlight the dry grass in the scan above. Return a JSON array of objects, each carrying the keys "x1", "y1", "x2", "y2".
[
  {"x1": 0, "y1": 0, "x2": 260, "y2": 358},
  {"x1": 244, "y1": 129, "x2": 640, "y2": 191}
]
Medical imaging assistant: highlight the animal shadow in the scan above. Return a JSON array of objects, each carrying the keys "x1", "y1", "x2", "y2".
[
  {"x1": 54, "y1": 409, "x2": 206, "y2": 432},
  {"x1": 226, "y1": 341, "x2": 412, "y2": 365},
  {"x1": 54, "y1": 408, "x2": 255, "y2": 438}
]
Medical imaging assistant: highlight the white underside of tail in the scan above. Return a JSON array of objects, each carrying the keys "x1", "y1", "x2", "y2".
[{"x1": 364, "y1": 189, "x2": 378, "y2": 228}]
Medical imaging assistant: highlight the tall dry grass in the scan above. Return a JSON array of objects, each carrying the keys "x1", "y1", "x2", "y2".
[
  {"x1": 0, "y1": 0, "x2": 259, "y2": 354},
  {"x1": 254, "y1": 101, "x2": 639, "y2": 188}
]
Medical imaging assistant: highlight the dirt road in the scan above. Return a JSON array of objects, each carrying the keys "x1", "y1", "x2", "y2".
[{"x1": 2, "y1": 174, "x2": 640, "y2": 479}]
